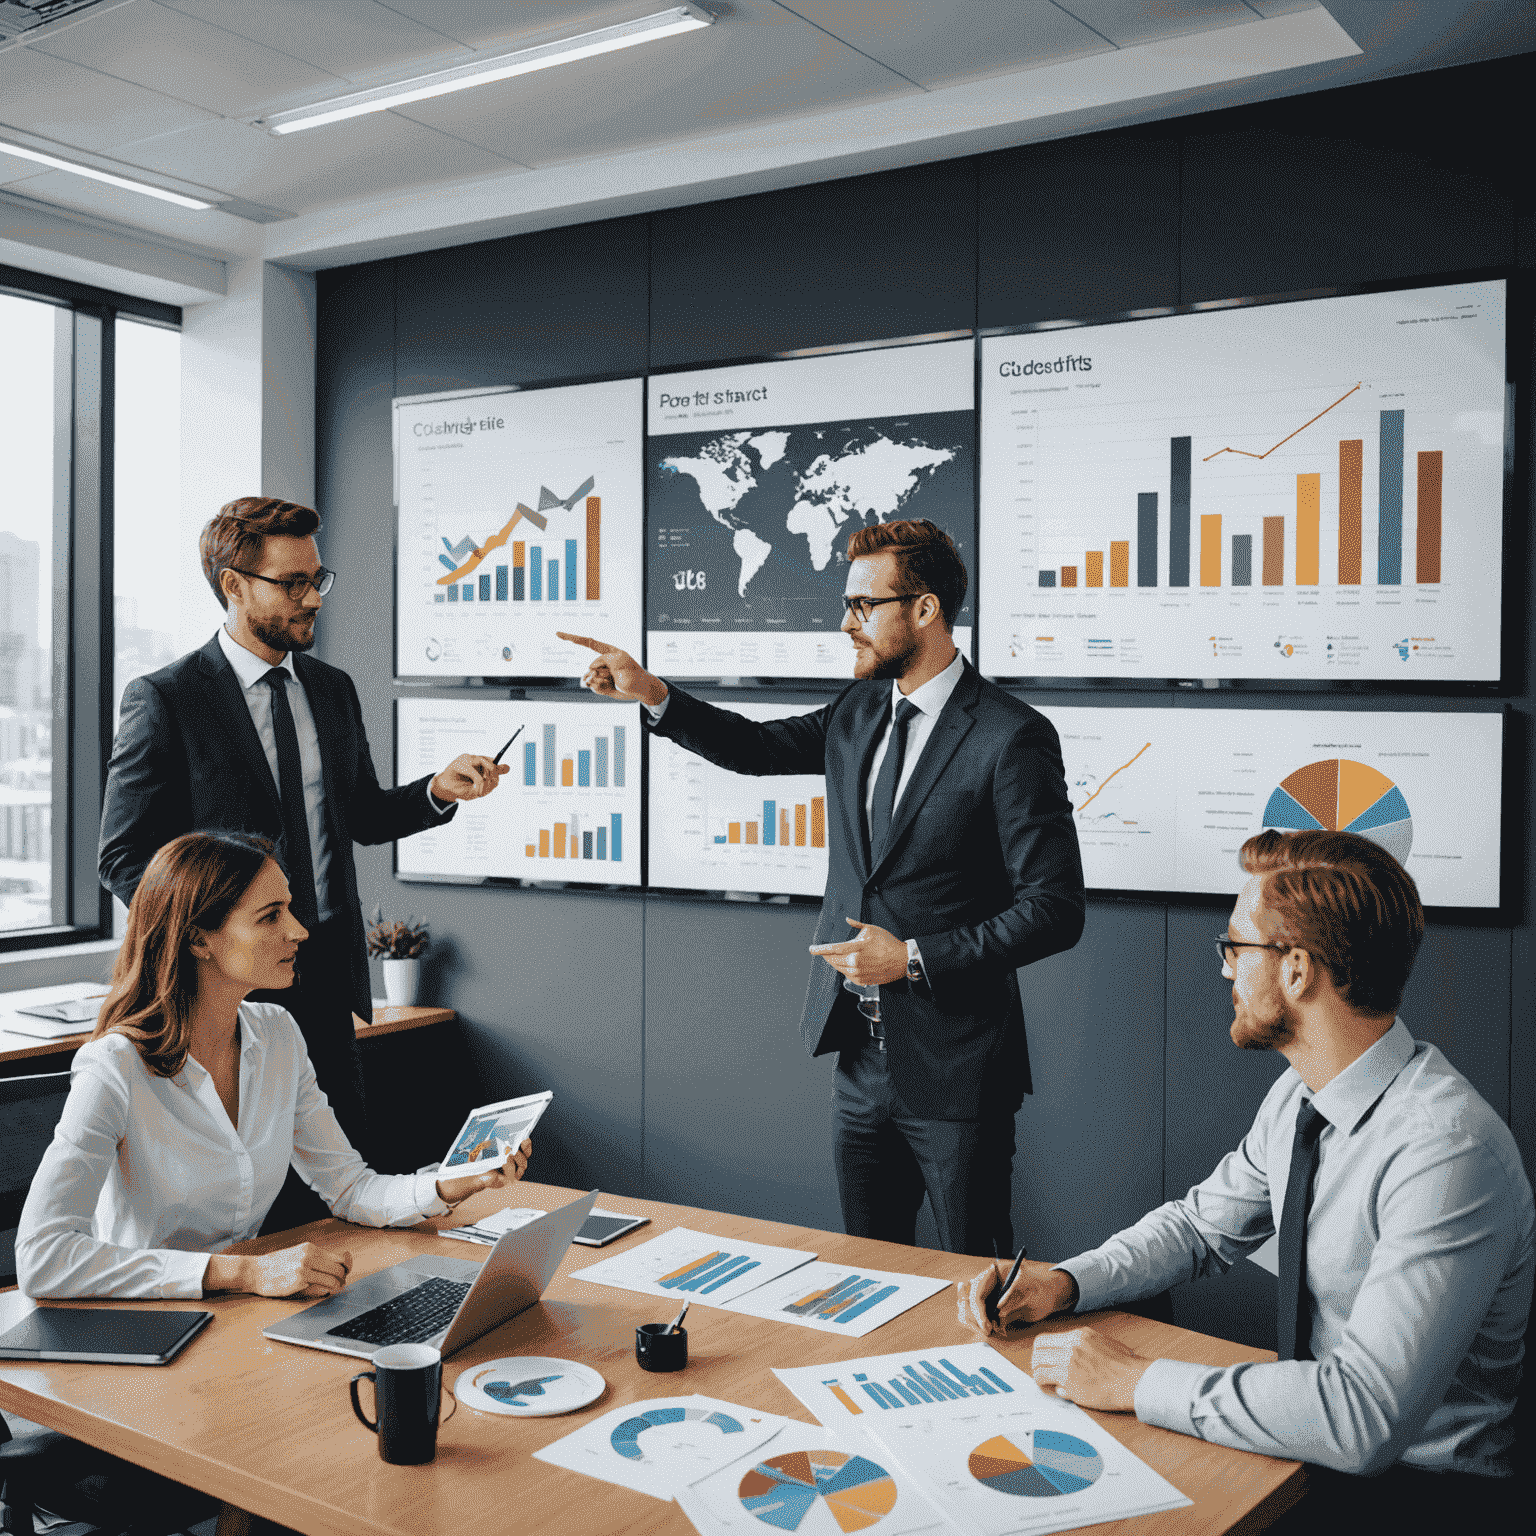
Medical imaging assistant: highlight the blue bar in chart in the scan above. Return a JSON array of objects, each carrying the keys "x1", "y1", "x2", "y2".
[
  {"x1": 542, "y1": 723, "x2": 556, "y2": 787},
  {"x1": 1378, "y1": 408, "x2": 1404, "y2": 585},
  {"x1": 582, "y1": 830, "x2": 593, "y2": 858},
  {"x1": 523, "y1": 742, "x2": 536, "y2": 786},
  {"x1": 578, "y1": 750, "x2": 591, "y2": 787},
  {"x1": 565, "y1": 540, "x2": 578, "y2": 600},
  {"x1": 613, "y1": 727, "x2": 626, "y2": 787},
  {"x1": 530, "y1": 547, "x2": 543, "y2": 601},
  {"x1": 495, "y1": 565, "x2": 508, "y2": 601},
  {"x1": 610, "y1": 814, "x2": 623, "y2": 862},
  {"x1": 836, "y1": 1285, "x2": 898, "y2": 1325},
  {"x1": 595, "y1": 737, "x2": 609, "y2": 787},
  {"x1": 763, "y1": 799, "x2": 776, "y2": 846},
  {"x1": 596, "y1": 826, "x2": 607, "y2": 859},
  {"x1": 854, "y1": 1375, "x2": 905, "y2": 1411},
  {"x1": 479, "y1": 572, "x2": 491, "y2": 602},
  {"x1": 547, "y1": 560, "x2": 559, "y2": 600}
]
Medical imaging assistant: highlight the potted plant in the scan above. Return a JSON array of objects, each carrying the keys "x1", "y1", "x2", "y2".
[{"x1": 366, "y1": 909, "x2": 430, "y2": 1008}]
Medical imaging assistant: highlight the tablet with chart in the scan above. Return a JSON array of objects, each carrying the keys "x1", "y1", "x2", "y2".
[
  {"x1": 980, "y1": 279, "x2": 1506, "y2": 682},
  {"x1": 1033, "y1": 704, "x2": 1501, "y2": 908},
  {"x1": 395, "y1": 697, "x2": 642, "y2": 887},
  {"x1": 646, "y1": 340, "x2": 974, "y2": 679},
  {"x1": 395, "y1": 377, "x2": 643, "y2": 679},
  {"x1": 648, "y1": 700, "x2": 830, "y2": 898}
]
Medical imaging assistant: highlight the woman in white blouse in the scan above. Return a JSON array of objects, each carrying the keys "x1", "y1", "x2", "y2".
[{"x1": 17, "y1": 829, "x2": 531, "y2": 1301}]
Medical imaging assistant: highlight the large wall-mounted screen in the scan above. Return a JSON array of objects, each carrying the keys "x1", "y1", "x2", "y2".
[
  {"x1": 395, "y1": 377, "x2": 643, "y2": 680},
  {"x1": 980, "y1": 279, "x2": 1506, "y2": 683},
  {"x1": 646, "y1": 339, "x2": 975, "y2": 679},
  {"x1": 648, "y1": 700, "x2": 829, "y2": 898},
  {"x1": 1035, "y1": 704, "x2": 1501, "y2": 908},
  {"x1": 396, "y1": 697, "x2": 643, "y2": 888}
]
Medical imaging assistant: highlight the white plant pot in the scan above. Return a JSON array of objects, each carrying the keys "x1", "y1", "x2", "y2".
[{"x1": 381, "y1": 957, "x2": 422, "y2": 1008}]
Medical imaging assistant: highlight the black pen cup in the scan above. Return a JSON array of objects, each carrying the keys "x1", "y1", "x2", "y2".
[
  {"x1": 350, "y1": 1342, "x2": 455, "y2": 1464},
  {"x1": 636, "y1": 1323, "x2": 688, "y2": 1372}
]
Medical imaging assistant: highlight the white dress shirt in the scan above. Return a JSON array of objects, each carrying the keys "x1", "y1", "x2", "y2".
[
  {"x1": 16, "y1": 1002, "x2": 450, "y2": 1300},
  {"x1": 1058, "y1": 1020, "x2": 1535, "y2": 1476},
  {"x1": 217, "y1": 627, "x2": 339, "y2": 922}
]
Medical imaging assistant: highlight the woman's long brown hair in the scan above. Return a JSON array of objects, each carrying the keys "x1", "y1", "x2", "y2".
[{"x1": 93, "y1": 831, "x2": 277, "y2": 1077}]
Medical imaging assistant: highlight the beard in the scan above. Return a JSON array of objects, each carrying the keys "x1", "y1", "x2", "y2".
[
  {"x1": 1230, "y1": 987, "x2": 1296, "y2": 1051},
  {"x1": 853, "y1": 632, "x2": 919, "y2": 680},
  {"x1": 249, "y1": 610, "x2": 316, "y2": 655}
]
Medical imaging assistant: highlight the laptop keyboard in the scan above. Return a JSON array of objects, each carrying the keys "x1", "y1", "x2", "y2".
[{"x1": 329, "y1": 1275, "x2": 473, "y2": 1347}]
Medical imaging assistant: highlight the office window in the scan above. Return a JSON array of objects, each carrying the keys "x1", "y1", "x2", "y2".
[
  {"x1": 0, "y1": 294, "x2": 60, "y2": 935},
  {"x1": 114, "y1": 318, "x2": 182, "y2": 720}
]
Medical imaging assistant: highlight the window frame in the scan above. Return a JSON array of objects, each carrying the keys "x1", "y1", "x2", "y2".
[{"x1": 0, "y1": 263, "x2": 181, "y2": 952}]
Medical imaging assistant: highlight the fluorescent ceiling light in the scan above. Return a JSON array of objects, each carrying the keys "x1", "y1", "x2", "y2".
[
  {"x1": 0, "y1": 140, "x2": 215, "y2": 210},
  {"x1": 259, "y1": 5, "x2": 715, "y2": 136}
]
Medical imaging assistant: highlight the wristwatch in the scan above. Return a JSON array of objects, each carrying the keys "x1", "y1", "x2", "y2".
[{"x1": 905, "y1": 938, "x2": 924, "y2": 984}]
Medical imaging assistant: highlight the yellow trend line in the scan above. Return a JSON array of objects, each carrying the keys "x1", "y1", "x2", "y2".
[
  {"x1": 1201, "y1": 383, "x2": 1363, "y2": 463},
  {"x1": 436, "y1": 504, "x2": 536, "y2": 585},
  {"x1": 1077, "y1": 742, "x2": 1151, "y2": 814}
]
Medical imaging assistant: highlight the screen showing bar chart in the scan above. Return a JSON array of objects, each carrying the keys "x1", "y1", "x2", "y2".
[
  {"x1": 395, "y1": 697, "x2": 641, "y2": 888},
  {"x1": 980, "y1": 279, "x2": 1505, "y2": 681},
  {"x1": 648, "y1": 700, "x2": 831, "y2": 898},
  {"x1": 395, "y1": 377, "x2": 643, "y2": 680}
]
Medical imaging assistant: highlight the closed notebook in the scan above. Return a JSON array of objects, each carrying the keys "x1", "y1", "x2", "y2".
[{"x1": 0, "y1": 1307, "x2": 212, "y2": 1364}]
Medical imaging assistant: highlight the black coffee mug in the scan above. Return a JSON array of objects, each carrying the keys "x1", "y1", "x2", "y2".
[
  {"x1": 636, "y1": 1322, "x2": 687, "y2": 1372},
  {"x1": 350, "y1": 1343, "x2": 455, "y2": 1464}
]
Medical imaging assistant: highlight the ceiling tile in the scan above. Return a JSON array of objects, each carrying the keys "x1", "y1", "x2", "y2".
[
  {"x1": 121, "y1": 114, "x2": 522, "y2": 214},
  {"x1": 0, "y1": 166, "x2": 252, "y2": 247},
  {"x1": 29, "y1": 0, "x2": 342, "y2": 117},
  {"x1": 378, "y1": 1, "x2": 633, "y2": 53},
  {"x1": 0, "y1": 160, "x2": 50, "y2": 191},
  {"x1": 0, "y1": 44, "x2": 217, "y2": 151},
  {"x1": 1050, "y1": 0, "x2": 1260, "y2": 49},
  {"x1": 154, "y1": 0, "x2": 472, "y2": 83},
  {"x1": 786, "y1": 0, "x2": 1113, "y2": 85},
  {"x1": 396, "y1": 3, "x2": 913, "y2": 167}
]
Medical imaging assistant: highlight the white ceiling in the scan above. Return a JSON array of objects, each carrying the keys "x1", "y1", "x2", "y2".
[{"x1": 0, "y1": 0, "x2": 1531, "y2": 306}]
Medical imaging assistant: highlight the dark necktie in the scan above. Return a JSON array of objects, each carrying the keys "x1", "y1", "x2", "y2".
[
  {"x1": 262, "y1": 667, "x2": 319, "y2": 929},
  {"x1": 868, "y1": 698, "x2": 921, "y2": 859},
  {"x1": 1276, "y1": 1098, "x2": 1326, "y2": 1361}
]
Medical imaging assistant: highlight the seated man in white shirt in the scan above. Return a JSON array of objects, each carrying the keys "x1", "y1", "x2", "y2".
[
  {"x1": 959, "y1": 829, "x2": 1533, "y2": 1522},
  {"x1": 13, "y1": 829, "x2": 533, "y2": 1527}
]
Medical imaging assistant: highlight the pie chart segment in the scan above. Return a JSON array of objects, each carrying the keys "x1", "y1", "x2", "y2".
[
  {"x1": 739, "y1": 1450, "x2": 898, "y2": 1532},
  {"x1": 968, "y1": 1432, "x2": 1104, "y2": 1499},
  {"x1": 611, "y1": 1405, "x2": 744, "y2": 1461},
  {"x1": 1263, "y1": 759, "x2": 1413, "y2": 866}
]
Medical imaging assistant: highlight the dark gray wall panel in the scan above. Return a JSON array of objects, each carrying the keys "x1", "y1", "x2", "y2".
[
  {"x1": 642, "y1": 896, "x2": 839, "y2": 1228},
  {"x1": 649, "y1": 160, "x2": 977, "y2": 368},
  {"x1": 978, "y1": 133, "x2": 1179, "y2": 329},
  {"x1": 1013, "y1": 900, "x2": 1165, "y2": 1263},
  {"x1": 1400, "y1": 924, "x2": 1511, "y2": 1117},
  {"x1": 395, "y1": 216, "x2": 649, "y2": 398}
]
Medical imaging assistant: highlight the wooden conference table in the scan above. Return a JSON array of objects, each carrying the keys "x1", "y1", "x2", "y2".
[{"x1": 0, "y1": 1182, "x2": 1305, "y2": 1536}]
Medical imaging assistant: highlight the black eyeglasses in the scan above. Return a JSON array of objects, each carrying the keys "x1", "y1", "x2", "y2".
[
  {"x1": 1214, "y1": 935, "x2": 1291, "y2": 963},
  {"x1": 228, "y1": 567, "x2": 335, "y2": 600},
  {"x1": 842, "y1": 594, "x2": 918, "y2": 623}
]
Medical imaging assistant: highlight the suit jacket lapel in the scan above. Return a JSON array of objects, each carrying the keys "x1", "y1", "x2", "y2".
[
  {"x1": 867, "y1": 661, "x2": 980, "y2": 882},
  {"x1": 196, "y1": 636, "x2": 281, "y2": 814},
  {"x1": 841, "y1": 686, "x2": 889, "y2": 886}
]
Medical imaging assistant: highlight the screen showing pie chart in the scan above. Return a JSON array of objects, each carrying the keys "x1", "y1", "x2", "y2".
[
  {"x1": 738, "y1": 1450, "x2": 899, "y2": 1532},
  {"x1": 1262, "y1": 758, "x2": 1412, "y2": 866},
  {"x1": 968, "y1": 1431, "x2": 1104, "y2": 1498}
]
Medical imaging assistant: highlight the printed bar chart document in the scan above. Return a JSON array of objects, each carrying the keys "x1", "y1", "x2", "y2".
[
  {"x1": 570, "y1": 1226, "x2": 815, "y2": 1305},
  {"x1": 720, "y1": 1261, "x2": 949, "y2": 1338}
]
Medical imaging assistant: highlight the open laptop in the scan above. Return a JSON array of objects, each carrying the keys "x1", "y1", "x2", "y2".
[{"x1": 263, "y1": 1190, "x2": 597, "y2": 1360}]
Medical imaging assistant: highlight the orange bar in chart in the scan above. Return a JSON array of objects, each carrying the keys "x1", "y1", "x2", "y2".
[
  {"x1": 525, "y1": 843, "x2": 536, "y2": 856},
  {"x1": 826, "y1": 1383, "x2": 863, "y2": 1416},
  {"x1": 745, "y1": 822, "x2": 758, "y2": 845},
  {"x1": 1061, "y1": 566, "x2": 1078, "y2": 588},
  {"x1": 1085, "y1": 551, "x2": 1104, "y2": 588},
  {"x1": 810, "y1": 797, "x2": 826, "y2": 849},
  {"x1": 538, "y1": 829, "x2": 549, "y2": 857},
  {"x1": 1417, "y1": 451, "x2": 1442, "y2": 582},
  {"x1": 658, "y1": 1251, "x2": 725, "y2": 1284},
  {"x1": 795, "y1": 805, "x2": 807, "y2": 847},
  {"x1": 1338, "y1": 440, "x2": 1363, "y2": 584},
  {"x1": 781, "y1": 809, "x2": 790, "y2": 845},
  {"x1": 1200, "y1": 515, "x2": 1222, "y2": 586},
  {"x1": 553, "y1": 823, "x2": 567, "y2": 858},
  {"x1": 1262, "y1": 517, "x2": 1285, "y2": 585},
  {"x1": 585, "y1": 496, "x2": 601, "y2": 600},
  {"x1": 1296, "y1": 473, "x2": 1320, "y2": 585},
  {"x1": 728, "y1": 823, "x2": 741, "y2": 844},
  {"x1": 1109, "y1": 541, "x2": 1129, "y2": 587},
  {"x1": 561, "y1": 758, "x2": 574, "y2": 788}
]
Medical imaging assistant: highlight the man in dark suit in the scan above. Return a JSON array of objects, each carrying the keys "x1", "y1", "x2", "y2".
[
  {"x1": 562, "y1": 520, "x2": 1084, "y2": 1257},
  {"x1": 99, "y1": 497, "x2": 506, "y2": 1151}
]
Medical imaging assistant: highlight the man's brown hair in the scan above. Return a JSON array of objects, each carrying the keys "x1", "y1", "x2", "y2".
[
  {"x1": 1239, "y1": 829, "x2": 1424, "y2": 1016},
  {"x1": 845, "y1": 518, "x2": 968, "y2": 629},
  {"x1": 200, "y1": 496, "x2": 321, "y2": 610}
]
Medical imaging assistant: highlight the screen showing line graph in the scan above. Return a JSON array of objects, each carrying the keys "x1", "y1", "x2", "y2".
[
  {"x1": 395, "y1": 377, "x2": 643, "y2": 679},
  {"x1": 395, "y1": 696, "x2": 642, "y2": 887},
  {"x1": 980, "y1": 279, "x2": 1505, "y2": 682}
]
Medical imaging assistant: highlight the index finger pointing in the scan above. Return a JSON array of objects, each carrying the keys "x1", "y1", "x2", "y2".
[{"x1": 556, "y1": 632, "x2": 608, "y2": 653}]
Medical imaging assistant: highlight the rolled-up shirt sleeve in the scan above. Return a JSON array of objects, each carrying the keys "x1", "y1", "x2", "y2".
[
  {"x1": 16, "y1": 1058, "x2": 209, "y2": 1300},
  {"x1": 1130, "y1": 1136, "x2": 1521, "y2": 1474},
  {"x1": 288, "y1": 1041, "x2": 448, "y2": 1225}
]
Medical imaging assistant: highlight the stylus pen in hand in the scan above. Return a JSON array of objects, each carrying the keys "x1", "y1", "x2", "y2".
[
  {"x1": 986, "y1": 1245, "x2": 1028, "y2": 1324},
  {"x1": 492, "y1": 725, "x2": 525, "y2": 764}
]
